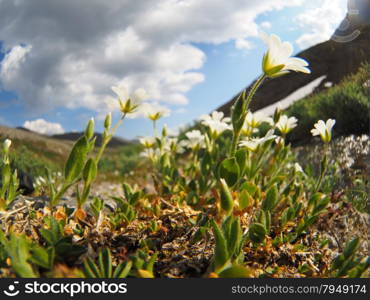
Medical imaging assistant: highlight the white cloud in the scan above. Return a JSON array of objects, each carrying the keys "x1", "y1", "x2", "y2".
[
  {"x1": 295, "y1": 0, "x2": 347, "y2": 49},
  {"x1": 0, "y1": 0, "x2": 304, "y2": 118},
  {"x1": 235, "y1": 38, "x2": 254, "y2": 51},
  {"x1": 23, "y1": 118, "x2": 65, "y2": 135},
  {"x1": 260, "y1": 21, "x2": 272, "y2": 29}
]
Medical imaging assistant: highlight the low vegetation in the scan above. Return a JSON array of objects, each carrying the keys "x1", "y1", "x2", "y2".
[{"x1": 0, "y1": 34, "x2": 368, "y2": 279}]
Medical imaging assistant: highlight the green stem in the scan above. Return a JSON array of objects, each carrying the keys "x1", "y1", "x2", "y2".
[
  {"x1": 152, "y1": 120, "x2": 158, "y2": 137},
  {"x1": 95, "y1": 113, "x2": 126, "y2": 165},
  {"x1": 229, "y1": 75, "x2": 266, "y2": 157},
  {"x1": 314, "y1": 144, "x2": 329, "y2": 193}
]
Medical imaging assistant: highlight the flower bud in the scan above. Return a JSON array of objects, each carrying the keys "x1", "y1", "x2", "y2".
[
  {"x1": 85, "y1": 118, "x2": 95, "y2": 140},
  {"x1": 3, "y1": 139, "x2": 11, "y2": 153},
  {"x1": 104, "y1": 113, "x2": 112, "y2": 130}
]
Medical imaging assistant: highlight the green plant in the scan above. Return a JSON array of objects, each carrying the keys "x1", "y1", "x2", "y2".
[
  {"x1": 331, "y1": 237, "x2": 369, "y2": 277},
  {"x1": 129, "y1": 250, "x2": 158, "y2": 278},
  {"x1": 83, "y1": 248, "x2": 132, "y2": 278},
  {"x1": 210, "y1": 216, "x2": 249, "y2": 276},
  {"x1": 39, "y1": 217, "x2": 86, "y2": 261},
  {"x1": 0, "y1": 139, "x2": 20, "y2": 210}
]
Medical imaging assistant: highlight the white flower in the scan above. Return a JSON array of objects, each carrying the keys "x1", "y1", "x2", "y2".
[
  {"x1": 262, "y1": 33, "x2": 310, "y2": 77},
  {"x1": 146, "y1": 104, "x2": 170, "y2": 121},
  {"x1": 111, "y1": 84, "x2": 149, "y2": 114},
  {"x1": 163, "y1": 137, "x2": 184, "y2": 154},
  {"x1": 3, "y1": 139, "x2": 11, "y2": 152},
  {"x1": 179, "y1": 130, "x2": 206, "y2": 149},
  {"x1": 239, "y1": 129, "x2": 276, "y2": 152},
  {"x1": 139, "y1": 136, "x2": 156, "y2": 148},
  {"x1": 200, "y1": 111, "x2": 231, "y2": 136},
  {"x1": 241, "y1": 123, "x2": 259, "y2": 136},
  {"x1": 140, "y1": 148, "x2": 161, "y2": 160},
  {"x1": 275, "y1": 115, "x2": 298, "y2": 135},
  {"x1": 294, "y1": 163, "x2": 304, "y2": 173},
  {"x1": 245, "y1": 111, "x2": 270, "y2": 128},
  {"x1": 311, "y1": 119, "x2": 336, "y2": 143}
]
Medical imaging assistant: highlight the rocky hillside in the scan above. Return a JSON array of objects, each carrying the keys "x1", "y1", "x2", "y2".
[
  {"x1": 217, "y1": 3, "x2": 369, "y2": 115},
  {"x1": 52, "y1": 131, "x2": 131, "y2": 148}
]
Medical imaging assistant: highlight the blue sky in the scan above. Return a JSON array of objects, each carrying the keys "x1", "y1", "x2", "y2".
[{"x1": 0, "y1": 0, "x2": 347, "y2": 139}]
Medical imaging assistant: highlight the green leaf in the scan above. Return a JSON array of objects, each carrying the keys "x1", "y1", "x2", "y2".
[
  {"x1": 228, "y1": 217, "x2": 242, "y2": 258},
  {"x1": 83, "y1": 257, "x2": 101, "y2": 278},
  {"x1": 29, "y1": 246, "x2": 55, "y2": 270},
  {"x1": 99, "y1": 248, "x2": 112, "y2": 278},
  {"x1": 235, "y1": 149, "x2": 248, "y2": 175},
  {"x1": 113, "y1": 261, "x2": 132, "y2": 278},
  {"x1": 248, "y1": 223, "x2": 266, "y2": 244},
  {"x1": 231, "y1": 90, "x2": 246, "y2": 132},
  {"x1": 218, "y1": 265, "x2": 251, "y2": 278},
  {"x1": 218, "y1": 157, "x2": 240, "y2": 187},
  {"x1": 343, "y1": 237, "x2": 360, "y2": 259},
  {"x1": 261, "y1": 184, "x2": 278, "y2": 212},
  {"x1": 238, "y1": 190, "x2": 250, "y2": 210},
  {"x1": 312, "y1": 195, "x2": 330, "y2": 215},
  {"x1": 83, "y1": 158, "x2": 97, "y2": 186},
  {"x1": 64, "y1": 136, "x2": 90, "y2": 183},
  {"x1": 219, "y1": 179, "x2": 234, "y2": 215},
  {"x1": 0, "y1": 233, "x2": 37, "y2": 277},
  {"x1": 240, "y1": 181, "x2": 258, "y2": 197},
  {"x1": 211, "y1": 219, "x2": 230, "y2": 272}
]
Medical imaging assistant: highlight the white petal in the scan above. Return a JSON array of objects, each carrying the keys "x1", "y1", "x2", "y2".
[
  {"x1": 112, "y1": 85, "x2": 128, "y2": 100},
  {"x1": 326, "y1": 119, "x2": 336, "y2": 131}
]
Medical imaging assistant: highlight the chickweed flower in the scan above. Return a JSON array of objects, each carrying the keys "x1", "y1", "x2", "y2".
[
  {"x1": 239, "y1": 129, "x2": 276, "y2": 152},
  {"x1": 275, "y1": 115, "x2": 298, "y2": 135},
  {"x1": 163, "y1": 137, "x2": 184, "y2": 154},
  {"x1": 111, "y1": 85, "x2": 148, "y2": 114},
  {"x1": 148, "y1": 112, "x2": 163, "y2": 122},
  {"x1": 139, "y1": 136, "x2": 156, "y2": 148},
  {"x1": 179, "y1": 130, "x2": 206, "y2": 149},
  {"x1": 294, "y1": 163, "x2": 304, "y2": 173},
  {"x1": 241, "y1": 123, "x2": 259, "y2": 137},
  {"x1": 200, "y1": 111, "x2": 231, "y2": 137},
  {"x1": 311, "y1": 119, "x2": 336, "y2": 143},
  {"x1": 262, "y1": 33, "x2": 310, "y2": 78},
  {"x1": 245, "y1": 111, "x2": 270, "y2": 128}
]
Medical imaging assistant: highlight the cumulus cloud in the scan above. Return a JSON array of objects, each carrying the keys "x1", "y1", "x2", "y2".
[
  {"x1": 23, "y1": 118, "x2": 65, "y2": 135},
  {"x1": 295, "y1": 0, "x2": 347, "y2": 49},
  {"x1": 260, "y1": 21, "x2": 272, "y2": 29},
  {"x1": 0, "y1": 0, "x2": 304, "y2": 118}
]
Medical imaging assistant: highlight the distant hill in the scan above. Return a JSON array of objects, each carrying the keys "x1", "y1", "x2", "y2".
[
  {"x1": 217, "y1": 7, "x2": 369, "y2": 116},
  {"x1": 51, "y1": 131, "x2": 131, "y2": 148}
]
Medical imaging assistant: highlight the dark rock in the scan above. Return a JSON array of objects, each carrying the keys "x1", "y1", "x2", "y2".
[{"x1": 18, "y1": 170, "x2": 34, "y2": 195}]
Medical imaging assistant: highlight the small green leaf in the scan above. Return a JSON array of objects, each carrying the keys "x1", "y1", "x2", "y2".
[
  {"x1": 238, "y1": 190, "x2": 250, "y2": 210},
  {"x1": 228, "y1": 217, "x2": 242, "y2": 258},
  {"x1": 220, "y1": 179, "x2": 234, "y2": 215},
  {"x1": 99, "y1": 248, "x2": 112, "y2": 278},
  {"x1": 261, "y1": 184, "x2": 278, "y2": 212},
  {"x1": 248, "y1": 223, "x2": 266, "y2": 244},
  {"x1": 218, "y1": 157, "x2": 240, "y2": 187},
  {"x1": 113, "y1": 261, "x2": 132, "y2": 278},
  {"x1": 83, "y1": 257, "x2": 101, "y2": 278},
  {"x1": 218, "y1": 265, "x2": 251, "y2": 278},
  {"x1": 64, "y1": 136, "x2": 90, "y2": 183},
  {"x1": 235, "y1": 149, "x2": 248, "y2": 175},
  {"x1": 211, "y1": 219, "x2": 230, "y2": 272},
  {"x1": 83, "y1": 158, "x2": 97, "y2": 186},
  {"x1": 231, "y1": 90, "x2": 247, "y2": 132},
  {"x1": 343, "y1": 237, "x2": 360, "y2": 259}
]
